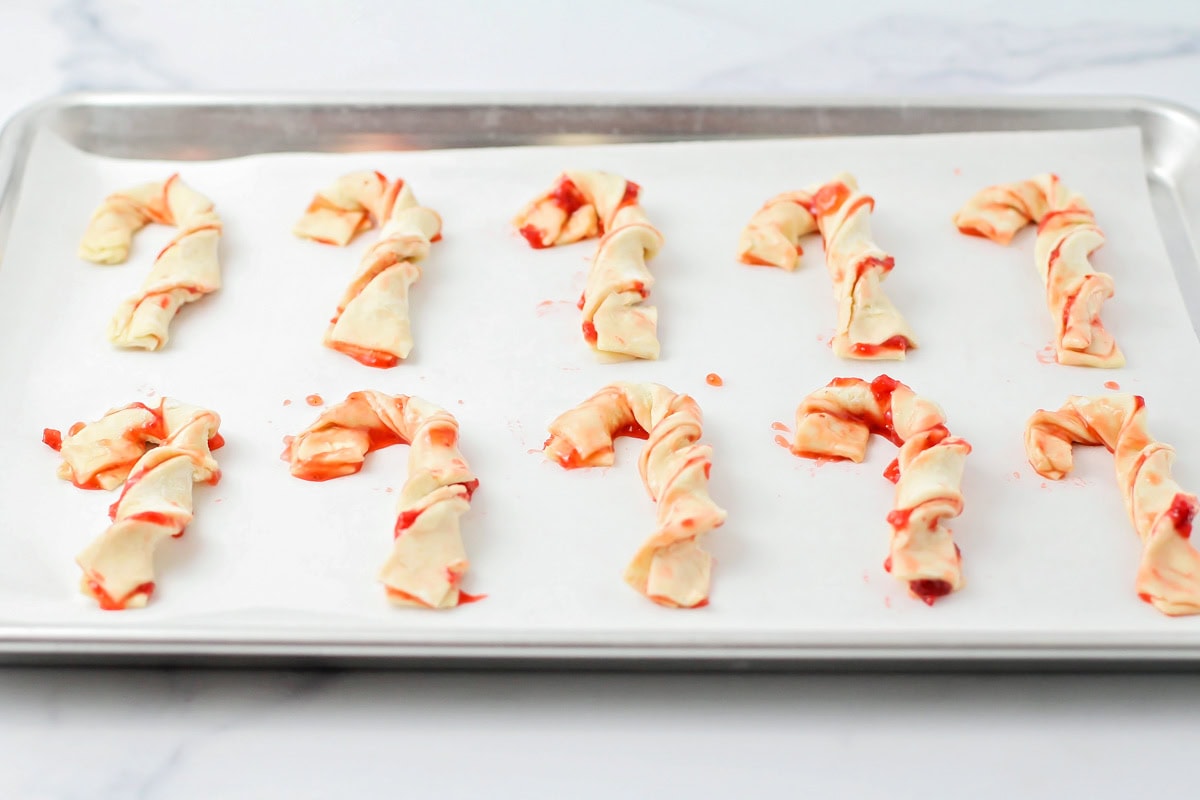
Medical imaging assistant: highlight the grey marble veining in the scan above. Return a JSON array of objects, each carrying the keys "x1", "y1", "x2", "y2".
[{"x1": 694, "y1": 15, "x2": 1200, "y2": 92}]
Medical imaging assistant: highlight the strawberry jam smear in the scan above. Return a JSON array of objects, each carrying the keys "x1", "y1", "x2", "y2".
[
  {"x1": 909, "y1": 579, "x2": 953, "y2": 606},
  {"x1": 551, "y1": 176, "x2": 587, "y2": 216},
  {"x1": 519, "y1": 224, "x2": 549, "y2": 249},
  {"x1": 328, "y1": 342, "x2": 400, "y2": 369},
  {"x1": 545, "y1": 423, "x2": 648, "y2": 470},
  {"x1": 849, "y1": 335, "x2": 908, "y2": 359},
  {"x1": 87, "y1": 578, "x2": 155, "y2": 611},
  {"x1": 42, "y1": 428, "x2": 63, "y2": 451},
  {"x1": 1166, "y1": 493, "x2": 1197, "y2": 538}
]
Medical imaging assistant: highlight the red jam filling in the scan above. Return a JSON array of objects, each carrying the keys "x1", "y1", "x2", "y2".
[
  {"x1": 909, "y1": 579, "x2": 953, "y2": 606},
  {"x1": 1166, "y1": 493, "x2": 1196, "y2": 538},
  {"x1": 42, "y1": 428, "x2": 62, "y2": 451}
]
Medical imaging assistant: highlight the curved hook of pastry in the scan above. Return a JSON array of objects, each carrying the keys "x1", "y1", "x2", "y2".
[
  {"x1": 284, "y1": 390, "x2": 480, "y2": 609},
  {"x1": 953, "y1": 173, "x2": 1123, "y2": 368},
  {"x1": 1025, "y1": 394, "x2": 1200, "y2": 615},
  {"x1": 790, "y1": 376, "x2": 971, "y2": 605},
  {"x1": 78, "y1": 175, "x2": 222, "y2": 350},
  {"x1": 514, "y1": 172, "x2": 663, "y2": 361},
  {"x1": 294, "y1": 172, "x2": 443, "y2": 368},
  {"x1": 46, "y1": 398, "x2": 223, "y2": 610},
  {"x1": 738, "y1": 174, "x2": 917, "y2": 361},
  {"x1": 543, "y1": 382, "x2": 726, "y2": 608}
]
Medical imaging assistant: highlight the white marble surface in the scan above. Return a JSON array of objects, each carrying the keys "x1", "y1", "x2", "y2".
[{"x1": 3, "y1": 0, "x2": 1200, "y2": 796}]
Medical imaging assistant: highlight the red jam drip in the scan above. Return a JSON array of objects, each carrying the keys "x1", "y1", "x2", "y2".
[
  {"x1": 42, "y1": 428, "x2": 63, "y2": 451},
  {"x1": 576, "y1": 292, "x2": 586, "y2": 310},
  {"x1": 125, "y1": 510, "x2": 180, "y2": 531},
  {"x1": 849, "y1": 335, "x2": 909, "y2": 359},
  {"x1": 909, "y1": 579, "x2": 953, "y2": 606},
  {"x1": 305, "y1": 394, "x2": 324, "y2": 407},
  {"x1": 618, "y1": 180, "x2": 641, "y2": 210},
  {"x1": 68, "y1": 421, "x2": 86, "y2": 436},
  {"x1": 328, "y1": 341, "x2": 400, "y2": 369},
  {"x1": 519, "y1": 224, "x2": 549, "y2": 249},
  {"x1": 88, "y1": 578, "x2": 155, "y2": 611},
  {"x1": 582, "y1": 320, "x2": 598, "y2": 344},
  {"x1": 883, "y1": 556, "x2": 893, "y2": 573},
  {"x1": 1166, "y1": 493, "x2": 1196, "y2": 539},
  {"x1": 1104, "y1": 381, "x2": 1120, "y2": 390},
  {"x1": 868, "y1": 375, "x2": 904, "y2": 446},
  {"x1": 551, "y1": 176, "x2": 587, "y2": 216},
  {"x1": 706, "y1": 373, "x2": 724, "y2": 387},
  {"x1": 207, "y1": 432, "x2": 225, "y2": 451},
  {"x1": 883, "y1": 459, "x2": 901, "y2": 484},
  {"x1": 774, "y1": 434, "x2": 792, "y2": 450},
  {"x1": 460, "y1": 479, "x2": 480, "y2": 500},
  {"x1": 739, "y1": 252, "x2": 777, "y2": 267},
  {"x1": 886, "y1": 507, "x2": 912, "y2": 529}
]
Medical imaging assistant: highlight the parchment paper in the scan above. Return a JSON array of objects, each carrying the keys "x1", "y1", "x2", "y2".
[{"x1": 1, "y1": 126, "x2": 1197, "y2": 645}]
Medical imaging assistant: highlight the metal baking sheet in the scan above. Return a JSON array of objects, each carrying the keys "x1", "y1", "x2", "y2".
[{"x1": 2, "y1": 94, "x2": 1200, "y2": 668}]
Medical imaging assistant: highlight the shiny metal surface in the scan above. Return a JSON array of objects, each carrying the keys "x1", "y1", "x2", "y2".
[{"x1": 2, "y1": 93, "x2": 1199, "y2": 667}]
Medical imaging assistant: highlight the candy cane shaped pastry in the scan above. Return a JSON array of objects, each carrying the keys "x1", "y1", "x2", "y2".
[
  {"x1": 514, "y1": 172, "x2": 663, "y2": 360},
  {"x1": 294, "y1": 172, "x2": 443, "y2": 367},
  {"x1": 954, "y1": 174, "x2": 1123, "y2": 367},
  {"x1": 543, "y1": 383, "x2": 726, "y2": 607},
  {"x1": 1025, "y1": 395, "x2": 1200, "y2": 615},
  {"x1": 738, "y1": 174, "x2": 918, "y2": 360},
  {"x1": 43, "y1": 399, "x2": 223, "y2": 610},
  {"x1": 284, "y1": 391, "x2": 480, "y2": 608},
  {"x1": 789, "y1": 376, "x2": 971, "y2": 605},
  {"x1": 78, "y1": 175, "x2": 221, "y2": 350}
]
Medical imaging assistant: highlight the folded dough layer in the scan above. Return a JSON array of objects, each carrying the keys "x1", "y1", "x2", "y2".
[
  {"x1": 514, "y1": 172, "x2": 663, "y2": 360},
  {"x1": 78, "y1": 175, "x2": 222, "y2": 350},
  {"x1": 790, "y1": 376, "x2": 971, "y2": 605},
  {"x1": 543, "y1": 382, "x2": 726, "y2": 608},
  {"x1": 294, "y1": 172, "x2": 443, "y2": 367},
  {"x1": 1025, "y1": 394, "x2": 1200, "y2": 615},
  {"x1": 738, "y1": 174, "x2": 918, "y2": 360},
  {"x1": 954, "y1": 173, "x2": 1123, "y2": 368},
  {"x1": 284, "y1": 391, "x2": 480, "y2": 609},
  {"x1": 46, "y1": 398, "x2": 223, "y2": 609}
]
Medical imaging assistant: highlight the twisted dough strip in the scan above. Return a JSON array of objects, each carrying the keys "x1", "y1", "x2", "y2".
[
  {"x1": 44, "y1": 398, "x2": 222, "y2": 610},
  {"x1": 284, "y1": 391, "x2": 480, "y2": 608},
  {"x1": 738, "y1": 174, "x2": 918, "y2": 360},
  {"x1": 294, "y1": 172, "x2": 443, "y2": 368},
  {"x1": 514, "y1": 172, "x2": 663, "y2": 360},
  {"x1": 78, "y1": 175, "x2": 222, "y2": 350},
  {"x1": 543, "y1": 383, "x2": 726, "y2": 608},
  {"x1": 1025, "y1": 395, "x2": 1200, "y2": 615},
  {"x1": 790, "y1": 376, "x2": 971, "y2": 605},
  {"x1": 954, "y1": 174, "x2": 1123, "y2": 367}
]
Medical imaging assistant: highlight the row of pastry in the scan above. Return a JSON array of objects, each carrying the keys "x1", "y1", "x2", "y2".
[
  {"x1": 42, "y1": 379, "x2": 1199, "y2": 616},
  {"x1": 78, "y1": 170, "x2": 1121, "y2": 368}
]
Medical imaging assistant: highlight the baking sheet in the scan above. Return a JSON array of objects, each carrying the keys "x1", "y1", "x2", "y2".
[{"x1": 2, "y1": 125, "x2": 1199, "y2": 647}]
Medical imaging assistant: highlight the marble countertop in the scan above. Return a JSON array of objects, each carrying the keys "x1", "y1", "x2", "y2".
[{"x1": 4, "y1": 1, "x2": 1200, "y2": 797}]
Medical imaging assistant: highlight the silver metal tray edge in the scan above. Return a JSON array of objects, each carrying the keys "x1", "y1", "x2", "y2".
[{"x1": 3, "y1": 92, "x2": 1200, "y2": 668}]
